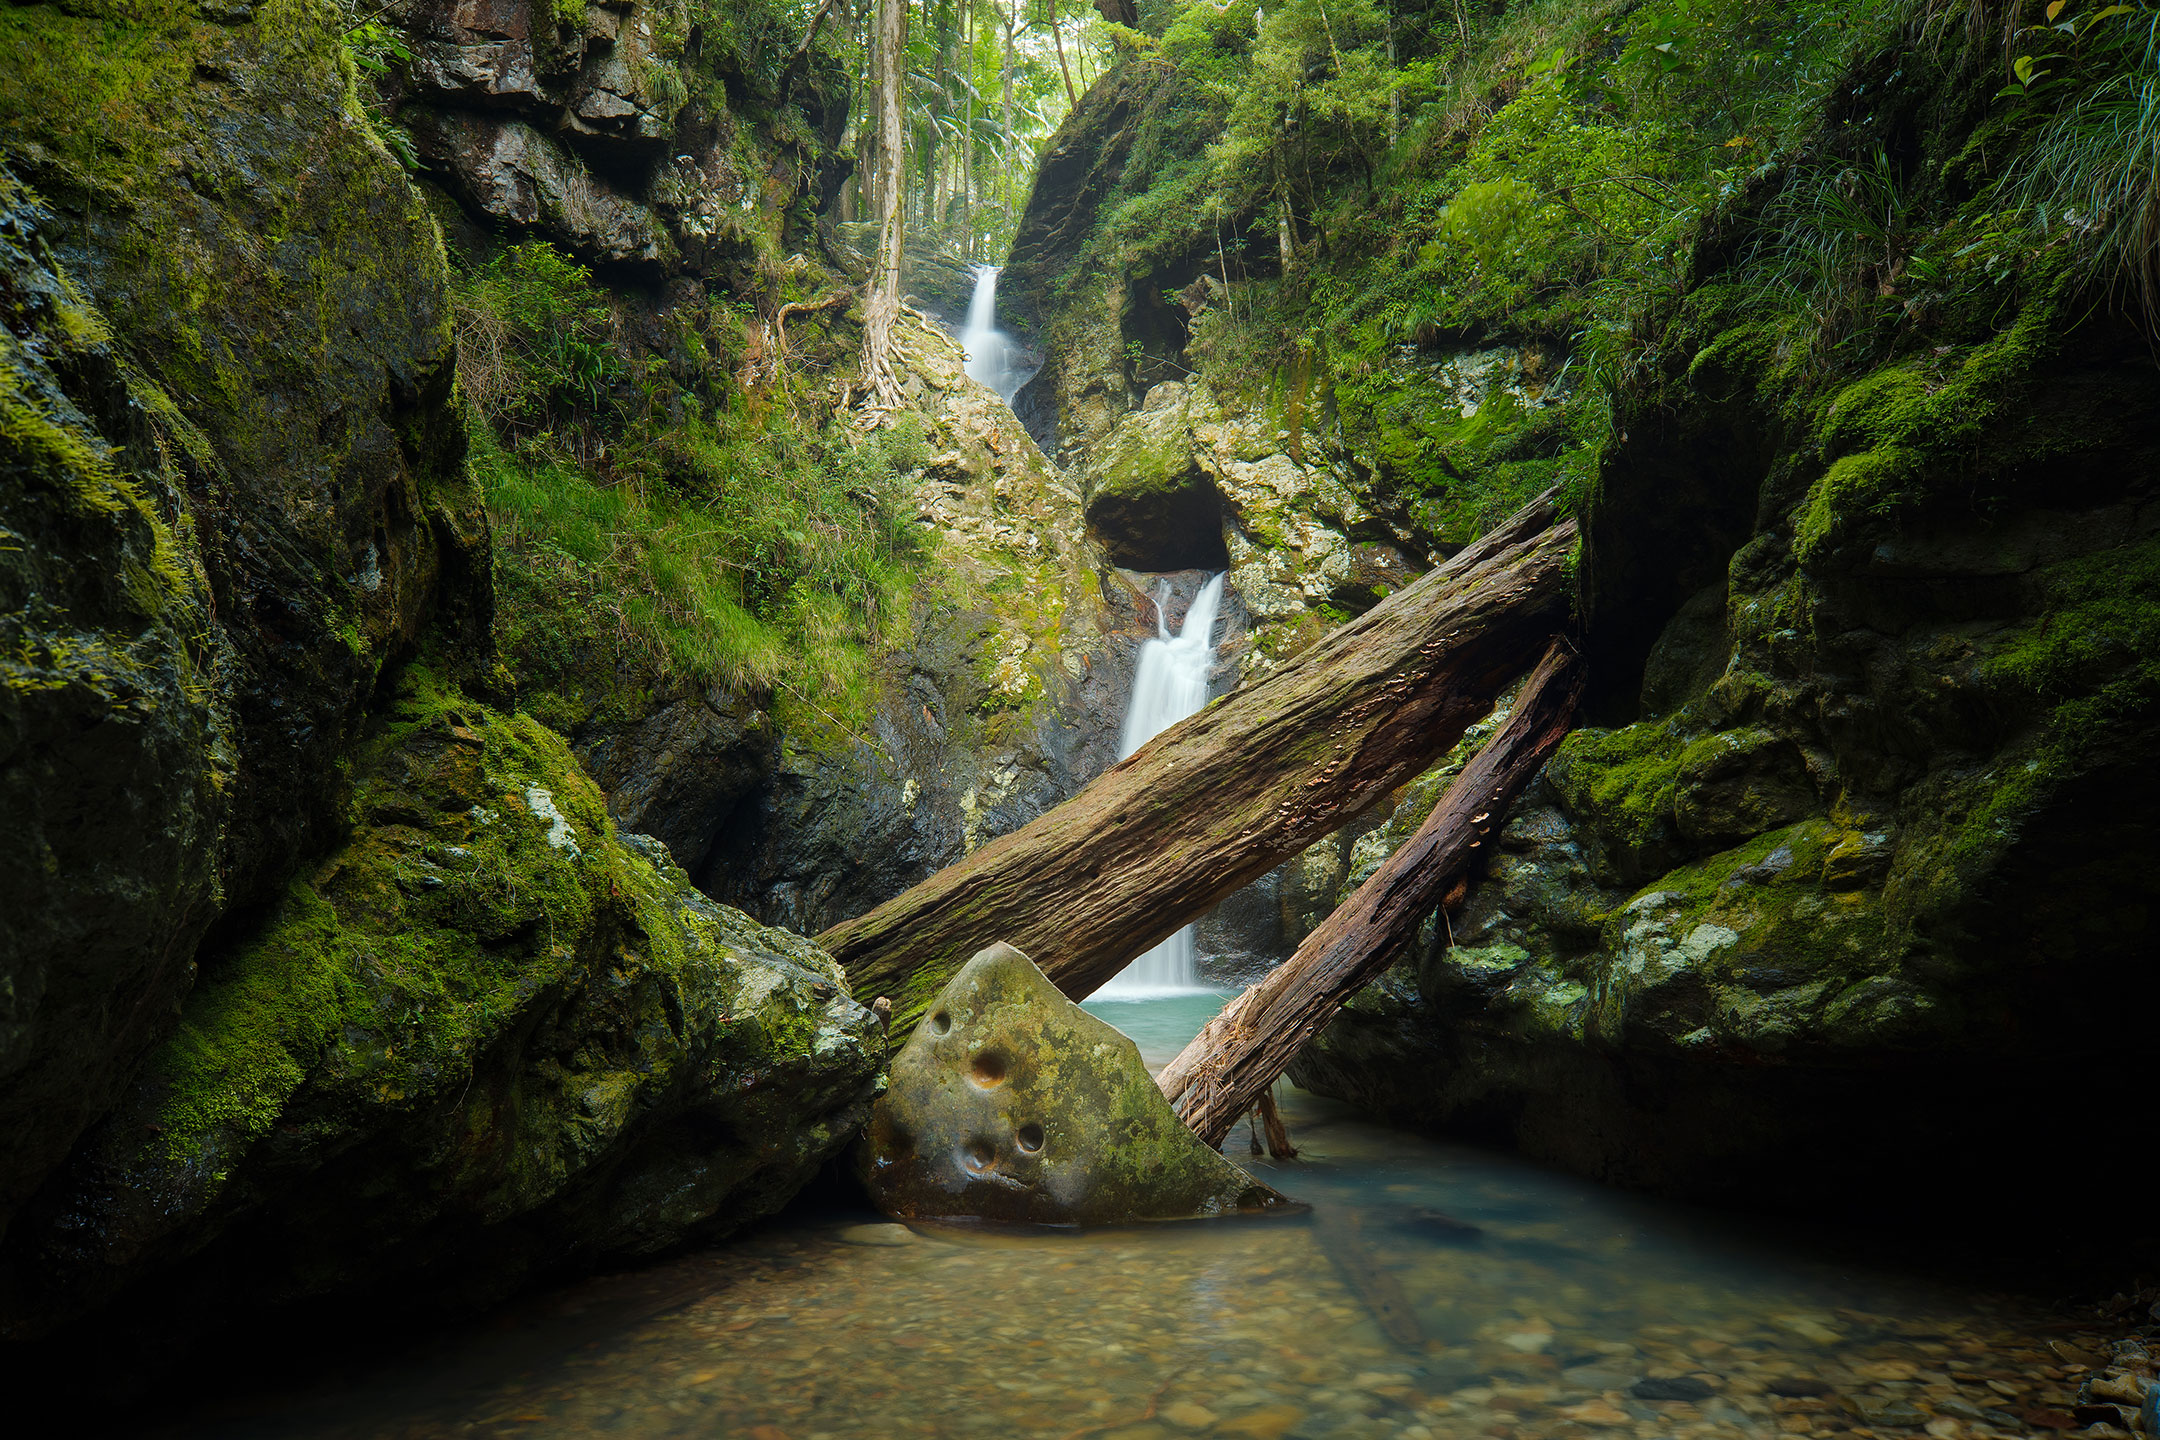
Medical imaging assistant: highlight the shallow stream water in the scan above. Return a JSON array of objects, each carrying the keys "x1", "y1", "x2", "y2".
[{"x1": 158, "y1": 995, "x2": 2114, "y2": 1440}]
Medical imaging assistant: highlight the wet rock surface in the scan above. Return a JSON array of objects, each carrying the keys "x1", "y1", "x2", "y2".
[
  {"x1": 0, "y1": 4, "x2": 486, "y2": 1241},
  {"x1": 0, "y1": 668, "x2": 883, "y2": 1345},
  {"x1": 857, "y1": 944, "x2": 1290, "y2": 1225}
]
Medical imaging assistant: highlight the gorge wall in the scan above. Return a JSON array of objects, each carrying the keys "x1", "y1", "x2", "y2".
[{"x1": 1002, "y1": 0, "x2": 2160, "y2": 1230}]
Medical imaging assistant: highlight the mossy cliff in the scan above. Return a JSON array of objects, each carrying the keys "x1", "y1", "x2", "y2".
[
  {"x1": 358, "y1": 0, "x2": 1134, "y2": 933},
  {"x1": 1287, "y1": 32, "x2": 2160, "y2": 1217},
  {"x1": 1, "y1": 0, "x2": 485, "y2": 1243},
  {"x1": 0, "y1": 0, "x2": 883, "y2": 1366},
  {"x1": 1006, "y1": 0, "x2": 2157, "y2": 1216}
]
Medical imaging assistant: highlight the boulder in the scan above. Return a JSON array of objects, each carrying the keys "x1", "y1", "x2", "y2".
[
  {"x1": 0, "y1": 667, "x2": 884, "y2": 1340},
  {"x1": 856, "y1": 943, "x2": 1293, "y2": 1226},
  {"x1": 0, "y1": 2, "x2": 487, "y2": 1242},
  {"x1": 1080, "y1": 383, "x2": 1230, "y2": 572}
]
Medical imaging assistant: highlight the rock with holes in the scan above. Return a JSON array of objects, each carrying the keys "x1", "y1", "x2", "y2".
[{"x1": 856, "y1": 943, "x2": 1293, "y2": 1225}]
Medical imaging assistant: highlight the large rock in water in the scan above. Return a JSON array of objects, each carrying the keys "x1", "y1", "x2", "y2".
[{"x1": 858, "y1": 944, "x2": 1291, "y2": 1225}]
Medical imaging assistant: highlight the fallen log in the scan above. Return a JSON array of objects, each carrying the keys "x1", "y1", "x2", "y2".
[
  {"x1": 1158, "y1": 639, "x2": 1584, "y2": 1146},
  {"x1": 821, "y1": 490, "x2": 1579, "y2": 1035}
]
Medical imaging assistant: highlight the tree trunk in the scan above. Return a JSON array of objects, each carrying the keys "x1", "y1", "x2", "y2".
[
  {"x1": 821, "y1": 491, "x2": 1579, "y2": 1034},
  {"x1": 859, "y1": 0, "x2": 906, "y2": 411},
  {"x1": 963, "y1": 0, "x2": 976, "y2": 259},
  {"x1": 1000, "y1": 3, "x2": 1017, "y2": 212},
  {"x1": 1048, "y1": 0, "x2": 1078, "y2": 106},
  {"x1": 1158, "y1": 639, "x2": 1585, "y2": 1147}
]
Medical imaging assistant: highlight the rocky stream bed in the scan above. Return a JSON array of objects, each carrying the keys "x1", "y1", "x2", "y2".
[{"x1": 146, "y1": 1000, "x2": 2159, "y2": 1440}]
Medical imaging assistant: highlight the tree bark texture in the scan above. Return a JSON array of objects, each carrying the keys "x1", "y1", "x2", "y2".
[
  {"x1": 1157, "y1": 638, "x2": 1586, "y2": 1147},
  {"x1": 820, "y1": 491, "x2": 1579, "y2": 1036},
  {"x1": 858, "y1": 0, "x2": 907, "y2": 411}
]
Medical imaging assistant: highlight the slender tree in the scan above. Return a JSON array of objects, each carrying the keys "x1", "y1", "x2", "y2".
[
  {"x1": 1000, "y1": 0, "x2": 1017, "y2": 211},
  {"x1": 1045, "y1": 0, "x2": 1077, "y2": 106},
  {"x1": 860, "y1": 0, "x2": 908, "y2": 410}
]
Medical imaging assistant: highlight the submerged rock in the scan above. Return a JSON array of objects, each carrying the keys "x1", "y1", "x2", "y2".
[{"x1": 857, "y1": 944, "x2": 1291, "y2": 1225}]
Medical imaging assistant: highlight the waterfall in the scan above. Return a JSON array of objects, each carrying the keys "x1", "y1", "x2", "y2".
[
  {"x1": 1096, "y1": 573, "x2": 1229, "y2": 999},
  {"x1": 959, "y1": 265, "x2": 1021, "y2": 403}
]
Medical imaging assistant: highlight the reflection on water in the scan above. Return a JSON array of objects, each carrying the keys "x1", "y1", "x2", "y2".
[{"x1": 159, "y1": 997, "x2": 2105, "y2": 1440}]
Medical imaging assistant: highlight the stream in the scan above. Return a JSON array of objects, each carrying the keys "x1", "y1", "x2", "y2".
[{"x1": 153, "y1": 994, "x2": 2111, "y2": 1440}]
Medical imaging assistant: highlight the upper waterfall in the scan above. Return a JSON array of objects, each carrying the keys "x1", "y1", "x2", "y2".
[{"x1": 1096, "y1": 573, "x2": 1229, "y2": 999}]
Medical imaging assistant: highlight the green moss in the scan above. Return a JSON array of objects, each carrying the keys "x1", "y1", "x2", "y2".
[
  {"x1": 147, "y1": 665, "x2": 614, "y2": 1168},
  {"x1": 1547, "y1": 720, "x2": 1689, "y2": 852}
]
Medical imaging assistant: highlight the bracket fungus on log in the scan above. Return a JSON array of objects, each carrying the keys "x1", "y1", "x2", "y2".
[{"x1": 855, "y1": 943, "x2": 1294, "y2": 1226}]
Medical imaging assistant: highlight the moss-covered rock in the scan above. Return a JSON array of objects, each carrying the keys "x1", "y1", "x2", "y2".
[
  {"x1": 701, "y1": 313, "x2": 1126, "y2": 935},
  {"x1": 1292, "y1": 36, "x2": 2160, "y2": 1222},
  {"x1": 0, "y1": 665, "x2": 881, "y2": 1340},
  {"x1": 0, "y1": 167, "x2": 229, "y2": 1243},
  {"x1": 858, "y1": 943, "x2": 1289, "y2": 1225},
  {"x1": 0, "y1": 0, "x2": 485, "y2": 1239}
]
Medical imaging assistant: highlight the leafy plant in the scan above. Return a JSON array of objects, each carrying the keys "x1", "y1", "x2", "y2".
[{"x1": 1998, "y1": 2, "x2": 2160, "y2": 321}]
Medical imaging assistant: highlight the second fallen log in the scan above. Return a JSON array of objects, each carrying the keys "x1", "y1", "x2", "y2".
[
  {"x1": 821, "y1": 492, "x2": 1580, "y2": 1035},
  {"x1": 1158, "y1": 639, "x2": 1585, "y2": 1147}
]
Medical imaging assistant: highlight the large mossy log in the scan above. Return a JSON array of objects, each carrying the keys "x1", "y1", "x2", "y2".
[
  {"x1": 821, "y1": 492, "x2": 1579, "y2": 1034},
  {"x1": 1157, "y1": 641, "x2": 1585, "y2": 1146}
]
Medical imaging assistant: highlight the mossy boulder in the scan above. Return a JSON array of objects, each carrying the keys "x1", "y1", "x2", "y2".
[
  {"x1": 0, "y1": 166, "x2": 229, "y2": 1242},
  {"x1": 857, "y1": 944, "x2": 1290, "y2": 1226},
  {"x1": 0, "y1": 666, "x2": 883, "y2": 1340}
]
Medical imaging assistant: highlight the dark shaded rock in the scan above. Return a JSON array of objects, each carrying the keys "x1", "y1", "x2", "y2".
[
  {"x1": 0, "y1": 168, "x2": 226, "y2": 1243},
  {"x1": 0, "y1": 0, "x2": 486, "y2": 1238},
  {"x1": 408, "y1": 109, "x2": 676, "y2": 268},
  {"x1": 571, "y1": 685, "x2": 776, "y2": 882},
  {"x1": 857, "y1": 943, "x2": 1291, "y2": 1225},
  {"x1": 1081, "y1": 385, "x2": 1229, "y2": 571},
  {"x1": 0, "y1": 668, "x2": 882, "y2": 1340}
]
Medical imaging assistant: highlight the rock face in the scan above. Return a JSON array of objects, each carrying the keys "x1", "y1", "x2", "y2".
[
  {"x1": 388, "y1": 0, "x2": 845, "y2": 272},
  {"x1": 702, "y1": 315, "x2": 1127, "y2": 935},
  {"x1": 857, "y1": 944, "x2": 1290, "y2": 1225},
  {"x1": 0, "y1": 0, "x2": 886, "y2": 1359},
  {"x1": 1291, "y1": 270, "x2": 2160, "y2": 1218},
  {"x1": 0, "y1": 2, "x2": 486, "y2": 1243},
  {"x1": 0, "y1": 668, "x2": 882, "y2": 1341}
]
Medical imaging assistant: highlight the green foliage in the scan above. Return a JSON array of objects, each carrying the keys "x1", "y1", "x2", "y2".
[
  {"x1": 1988, "y1": 530, "x2": 2160, "y2": 708},
  {"x1": 483, "y1": 412, "x2": 927, "y2": 721},
  {"x1": 337, "y1": 10, "x2": 419, "y2": 168},
  {"x1": 1999, "y1": 4, "x2": 2160, "y2": 321},
  {"x1": 447, "y1": 236, "x2": 931, "y2": 720},
  {"x1": 453, "y1": 242, "x2": 627, "y2": 439}
]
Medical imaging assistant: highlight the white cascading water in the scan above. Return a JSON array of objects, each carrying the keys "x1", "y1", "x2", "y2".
[
  {"x1": 959, "y1": 264, "x2": 1022, "y2": 403},
  {"x1": 1096, "y1": 572, "x2": 1229, "y2": 998}
]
